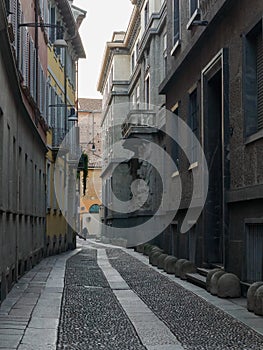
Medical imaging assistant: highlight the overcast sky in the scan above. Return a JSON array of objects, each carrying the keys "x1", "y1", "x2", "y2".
[{"x1": 73, "y1": 0, "x2": 133, "y2": 99}]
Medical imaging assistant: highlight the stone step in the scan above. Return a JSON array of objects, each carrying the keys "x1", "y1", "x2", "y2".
[
  {"x1": 210, "y1": 263, "x2": 224, "y2": 270},
  {"x1": 196, "y1": 267, "x2": 210, "y2": 277},
  {"x1": 185, "y1": 273, "x2": 206, "y2": 289}
]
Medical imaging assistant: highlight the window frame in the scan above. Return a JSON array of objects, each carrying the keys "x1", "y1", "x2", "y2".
[
  {"x1": 171, "y1": 0, "x2": 181, "y2": 56},
  {"x1": 243, "y1": 19, "x2": 263, "y2": 142},
  {"x1": 145, "y1": 73, "x2": 150, "y2": 108},
  {"x1": 188, "y1": 87, "x2": 199, "y2": 165}
]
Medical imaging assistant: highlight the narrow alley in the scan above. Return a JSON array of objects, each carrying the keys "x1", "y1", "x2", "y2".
[{"x1": 0, "y1": 239, "x2": 262, "y2": 350}]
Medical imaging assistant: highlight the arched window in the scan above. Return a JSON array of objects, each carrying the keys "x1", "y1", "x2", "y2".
[{"x1": 89, "y1": 204, "x2": 99, "y2": 213}]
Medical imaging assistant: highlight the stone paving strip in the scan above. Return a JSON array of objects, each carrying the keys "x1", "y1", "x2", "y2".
[
  {"x1": 0, "y1": 249, "x2": 80, "y2": 350},
  {"x1": 97, "y1": 249, "x2": 184, "y2": 350},
  {"x1": 56, "y1": 249, "x2": 146, "y2": 350},
  {"x1": 123, "y1": 247, "x2": 263, "y2": 338},
  {"x1": 106, "y1": 248, "x2": 263, "y2": 350}
]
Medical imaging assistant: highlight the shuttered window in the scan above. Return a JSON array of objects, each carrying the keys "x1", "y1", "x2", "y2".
[
  {"x1": 246, "y1": 223, "x2": 263, "y2": 282},
  {"x1": 29, "y1": 38, "x2": 34, "y2": 98},
  {"x1": 173, "y1": 0, "x2": 180, "y2": 44},
  {"x1": 10, "y1": 0, "x2": 17, "y2": 51},
  {"x1": 256, "y1": 33, "x2": 263, "y2": 130},
  {"x1": 244, "y1": 21, "x2": 263, "y2": 136},
  {"x1": 188, "y1": 89, "x2": 199, "y2": 163}
]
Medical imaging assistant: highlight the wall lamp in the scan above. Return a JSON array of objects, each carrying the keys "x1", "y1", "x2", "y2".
[
  {"x1": 88, "y1": 141, "x2": 96, "y2": 152},
  {"x1": 18, "y1": 22, "x2": 64, "y2": 33},
  {"x1": 68, "y1": 108, "x2": 78, "y2": 122}
]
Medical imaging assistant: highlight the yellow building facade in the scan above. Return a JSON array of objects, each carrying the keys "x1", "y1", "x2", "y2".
[{"x1": 45, "y1": 0, "x2": 86, "y2": 254}]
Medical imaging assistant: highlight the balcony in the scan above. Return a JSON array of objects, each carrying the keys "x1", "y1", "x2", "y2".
[
  {"x1": 199, "y1": 0, "x2": 228, "y2": 20},
  {"x1": 122, "y1": 109, "x2": 158, "y2": 138}
]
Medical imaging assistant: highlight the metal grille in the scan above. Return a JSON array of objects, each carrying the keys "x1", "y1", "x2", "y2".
[
  {"x1": 257, "y1": 32, "x2": 263, "y2": 130},
  {"x1": 246, "y1": 223, "x2": 263, "y2": 283}
]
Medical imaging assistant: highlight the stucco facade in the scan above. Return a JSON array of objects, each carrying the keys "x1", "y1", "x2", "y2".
[
  {"x1": 45, "y1": 0, "x2": 86, "y2": 254},
  {"x1": 98, "y1": 0, "x2": 167, "y2": 245},
  {"x1": 0, "y1": 0, "x2": 47, "y2": 302}
]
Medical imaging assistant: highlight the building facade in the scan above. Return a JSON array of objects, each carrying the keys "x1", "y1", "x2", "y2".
[
  {"x1": 159, "y1": 0, "x2": 263, "y2": 285},
  {"x1": 45, "y1": 0, "x2": 86, "y2": 255},
  {"x1": 0, "y1": 0, "x2": 86, "y2": 303},
  {"x1": 98, "y1": 0, "x2": 167, "y2": 245},
  {"x1": 98, "y1": 0, "x2": 263, "y2": 286},
  {"x1": 0, "y1": 0, "x2": 47, "y2": 302},
  {"x1": 78, "y1": 98, "x2": 102, "y2": 238}
]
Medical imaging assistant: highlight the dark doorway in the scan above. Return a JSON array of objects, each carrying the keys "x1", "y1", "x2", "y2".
[{"x1": 204, "y1": 69, "x2": 223, "y2": 264}]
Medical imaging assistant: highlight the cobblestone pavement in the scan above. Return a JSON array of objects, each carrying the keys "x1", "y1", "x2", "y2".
[
  {"x1": 107, "y1": 248, "x2": 263, "y2": 350},
  {"x1": 56, "y1": 249, "x2": 146, "y2": 350}
]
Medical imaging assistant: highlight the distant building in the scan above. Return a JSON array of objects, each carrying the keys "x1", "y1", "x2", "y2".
[
  {"x1": 97, "y1": 0, "x2": 167, "y2": 245},
  {"x1": 78, "y1": 98, "x2": 102, "y2": 238}
]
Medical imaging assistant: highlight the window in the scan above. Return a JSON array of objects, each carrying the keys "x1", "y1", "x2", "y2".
[
  {"x1": 89, "y1": 204, "x2": 100, "y2": 213},
  {"x1": 188, "y1": 89, "x2": 199, "y2": 163},
  {"x1": 136, "y1": 85, "x2": 140, "y2": 109},
  {"x1": 163, "y1": 33, "x2": 167, "y2": 74},
  {"x1": 145, "y1": 75, "x2": 150, "y2": 107},
  {"x1": 173, "y1": 0, "x2": 180, "y2": 45},
  {"x1": 131, "y1": 52, "x2": 135, "y2": 72},
  {"x1": 144, "y1": 1, "x2": 149, "y2": 29},
  {"x1": 49, "y1": 6, "x2": 56, "y2": 43},
  {"x1": 46, "y1": 163, "x2": 51, "y2": 210},
  {"x1": 136, "y1": 41, "x2": 139, "y2": 61},
  {"x1": 171, "y1": 104, "x2": 179, "y2": 167},
  {"x1": 246, "y1": 223, "x2": 263, "y2": 282},
  {"x1": 244, "y1": 21, "x2": 263, "y2": 137},
  {"x1": 189, "y1": 0, "x2": 199, "y2": 17}
]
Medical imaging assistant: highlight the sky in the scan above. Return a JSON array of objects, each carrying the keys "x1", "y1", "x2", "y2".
[{"x1": 73, "y1": 0, "x2": 134, "y2": 99}]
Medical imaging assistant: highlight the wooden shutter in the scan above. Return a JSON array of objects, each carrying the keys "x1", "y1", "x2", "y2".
[
  {"x1": 24, "y1": 31, "x2": 29, "y2": 87},
  {"x1": 29, "y1": 38, "x2": 34, "y2": 97},
  {"x1": 257, "y1": 31, "x2": 263, "y2": 130},
  {"x1": 11, "y1": 0, "x2": 17, "y2": 51}
]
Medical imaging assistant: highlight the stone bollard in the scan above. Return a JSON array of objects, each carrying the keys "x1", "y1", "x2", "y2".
[
  {"x1": 150, "y1": 251, "x2": 163, "y2": 266},
  {"x1": 151, "y1": 246, "x2": 163, "y2": 254},
  {"x1": 206, "y1": 268, "x2": 222, "y2": 292},
  {"x1": 143, "y1": 243, "x2": 152, "y2": 255},
  {"x1": 247, "y1": 282, "x2": 263, "y2": 312},
  {"x1": 210, "y1": 271, "x2": 226, "y2": 295},
  {"x1": 157, "y1": 254, "x2": 168, "y2": 270},
  {"x1": 174, "y1": 259, "x2": 187, "y2": 277},
  {"x1": 180, "y1": 261, "x2": 196, "y2": 280},
  {"x1": 217, "y1": 273, "x2": 241, "y2": 298},
  {"x1": 254, "y1": 285, "x2": 263, "y2": 316},
  {"x1": 135, "y1": 244, "x2": 145, "y2": 253},
  {"x1": 148, "y1": 247, "x2": 163, "y2": 263},
  {"x1": 164, "y1": 256, "x2": 178, "y2": 274}
]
